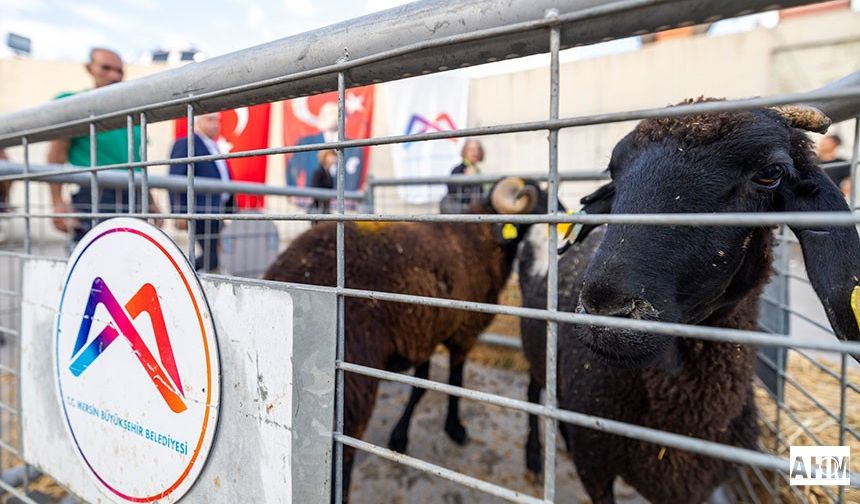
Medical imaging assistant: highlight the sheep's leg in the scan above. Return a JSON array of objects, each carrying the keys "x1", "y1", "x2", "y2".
[
  {"x1": 574, "y1": 438, "x2": 617, "y2": 504},
  {"x1": 580, "y1": 475, "x2": 616, "y2": 504},
  {"x1": 525, "y1": 377, "x2": 543, "y2": 475},
  {"x1": 444, "y1": 356, "x2": 468, "y2": 445},
  {"x1": 387, "y1": 361, "x2": 430, "y2": 454}
]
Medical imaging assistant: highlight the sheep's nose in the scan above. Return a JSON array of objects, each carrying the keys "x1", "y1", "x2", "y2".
[
  {"x1": 578, "y1": 298, "x2": 635, "y2": 318},
  {"x1": 579, "y1": 282, "x2": 636, "y2": 318}
]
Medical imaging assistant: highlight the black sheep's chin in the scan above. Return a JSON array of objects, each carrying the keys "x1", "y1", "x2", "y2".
[{"x1": 579, "y1": 325, "x2": 673, "y2": 369}]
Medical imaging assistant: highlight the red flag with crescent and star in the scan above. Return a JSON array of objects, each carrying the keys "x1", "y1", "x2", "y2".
[
  {"x1": 282, "y1": 85, "x2": 374, "y2": 191},
  {"x1": 173, "y1": 104, "x2": 271, "y2": 209}
]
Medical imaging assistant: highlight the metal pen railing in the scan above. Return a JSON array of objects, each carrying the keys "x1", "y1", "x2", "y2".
[{"x1": 0, "y1": 1, "x2": 857, "y2": 503}]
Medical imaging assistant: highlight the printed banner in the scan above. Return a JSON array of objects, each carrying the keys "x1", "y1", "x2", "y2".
[
  {"x1": 174, "y1": 104, "x2": 271, "y2": 209},
  {"x1": 282, "y1": 85, "x2": 375, "y2": 192},
  {"x1": 384, "y1": 73, "x2": 468, "y2": 204}
]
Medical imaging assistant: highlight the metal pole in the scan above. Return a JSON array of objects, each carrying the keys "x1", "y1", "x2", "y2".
[
  {"x1": 851, "y1": 117, "x2": 860, "y2": 210},
  {"x1": 839, "y1": 116, "x2": 859, "y2": 504},
  {"x1": 333, "y1": 53, "x2": 348, "y2": 503},
  {"x1": 186, "y1": 104, "x2": 196, "y2": 267},
  {"x1": 22, "y1": 137, "x2": 30, "y2": 255},
  {"x1": 838, "y1": 352, "x2": 847, "y2": 504},
  {"x1": 771, "y1": 224, "x2": 790, "y2": 503},
  {"x1": 543, "y1": 10, "x2": 560, "y2": 503},
  {"x1": 19, "y1": 136, "x2": 30, "y2": 497},
  {"x1": 89, "y1": 120, "x2": 97, "y2": 230},
  {"x1": 366, "y1": 175, "x2": 376, "y2": 213},
  {"x1": 127, "y1": 115, "x2": 135, "y2": 214},
  {"x1": 140, "y1": 113, "x2": 149, "y2": 216}
]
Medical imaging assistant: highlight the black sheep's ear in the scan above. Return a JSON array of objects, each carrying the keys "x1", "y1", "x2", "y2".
[
  {"x1": 787, "y1": 169, "x2": 860, "y2": 358},
  {"x1": 567, "y1": 182, "x2": 615, "y2": 244}
]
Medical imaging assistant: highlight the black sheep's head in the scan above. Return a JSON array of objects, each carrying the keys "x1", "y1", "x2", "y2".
[{"x1": 574, "y1": 99, "x2": 860, "y2": 368}]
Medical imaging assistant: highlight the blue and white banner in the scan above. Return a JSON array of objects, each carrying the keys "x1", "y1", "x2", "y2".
[{"x1": 384, "y1": 73, "x2": 469, "y2": 204}]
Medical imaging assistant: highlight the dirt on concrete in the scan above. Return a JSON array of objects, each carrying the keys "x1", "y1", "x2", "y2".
[{"x1": 349, "y1": 353, "x2": 645, "y2": 504}]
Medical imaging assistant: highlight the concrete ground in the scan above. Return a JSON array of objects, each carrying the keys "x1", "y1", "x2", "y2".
[{"x1": 349, "y1": 354, "x2": 646, "y2": 504}]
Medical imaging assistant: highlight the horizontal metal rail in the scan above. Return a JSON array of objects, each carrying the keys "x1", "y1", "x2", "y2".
[
  {"x1": 368, "y1": 171, "x2": 609, "y2": 186},
  {"x1": 0, "y1": 2, "x2": 854, "y2": 502},
  {"x1": 0, "y1": 478, "x2": 39, "y2": 504},
  {"x1": 0, "y1": 402, "x2": 19, "y2": 417},
  {"x1": 0, "y1": 440, "x2": 20, "y2": 458},
  {"x1": 337, "y1": 361, "x2": 860, "y2": 487},
  {"x1": 478, "y1": 333, "x2": 523, "y2": 349},
  {"x1": 0, "y1": 0, "x2": 833, "y2": 147},
  {"x1": 335, "y1": 435, "x2": 543, "y2": 504},
  {"x1": 772, "y1": 267, "x2": 810, "y2": 285},
  {"x1": 0, "y1": 162, "x2": 365, "y2": 200},
  {"x1": 10, "y1": 210, "x2": 860, "y2": 229},
  {"x1": 2, "y1": 85, "x2": 860, "y2": 175},
  {"x1": 190, "y1": 276, "x2": 860, "y2": 356},
  {"x1": 792, "y1": 348, "x2": 860, "y2": 394},
  {"x1": 760, "y1": 296, "x2": 834, "y2": 336},
  {"x1": 758, "y1": 353, "x2": 860, "y2": 440}
]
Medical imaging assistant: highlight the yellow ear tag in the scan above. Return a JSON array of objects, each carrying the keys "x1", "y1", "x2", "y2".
[
  {"x1": 560, "y1": 209, "x2": 585, "y2": 242},
  {"x1": 851, "y1": 286, "x2": 860, "y2": 332},
  {"x1": 557, "y1": 219, "x2": 573, "y2": 240},
  {"x1": 501, "y1": 223, "x2": 518, "y2": 240}
]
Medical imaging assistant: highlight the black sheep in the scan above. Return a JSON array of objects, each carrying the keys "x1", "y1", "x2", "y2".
[
  {"x1": 264, "y1": 177, "x2": 551, "y2": 501},
  {"x1": 518, "y1": 101, "x2": 860, "y2": 503}
]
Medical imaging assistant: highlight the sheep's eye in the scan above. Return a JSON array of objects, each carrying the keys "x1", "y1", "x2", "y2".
[{"x1": 752, "y1": 164, "x2": 785, "y2": 189}]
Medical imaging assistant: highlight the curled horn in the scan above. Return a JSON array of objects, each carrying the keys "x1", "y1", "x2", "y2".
[
  {"x1": 490, "y1": 177, "x2": 538, "y2": 214},
  {"x1": 771, "y1": 104, "x2": 832, "y2": 134}
]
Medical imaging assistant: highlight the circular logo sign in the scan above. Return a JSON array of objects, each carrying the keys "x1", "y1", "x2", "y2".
[{"x1": 54, "y1": 218, "x2": 220, "y2": 503}]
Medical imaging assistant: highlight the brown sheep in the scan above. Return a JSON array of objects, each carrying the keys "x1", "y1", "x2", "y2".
[{"x1": 263, "y1": 177, "x2": 552, "y2": 501}]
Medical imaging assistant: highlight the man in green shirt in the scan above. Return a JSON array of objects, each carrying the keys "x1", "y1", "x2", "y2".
[{"x1": 47, "y1": 47, "x2": 159, "y2": 242}]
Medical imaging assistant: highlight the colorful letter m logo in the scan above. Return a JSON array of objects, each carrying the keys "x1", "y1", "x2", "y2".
[{"x1": 69, "y1": 277, "x2": 187, "y2": 413}]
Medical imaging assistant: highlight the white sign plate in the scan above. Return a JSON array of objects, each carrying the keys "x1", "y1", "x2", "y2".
[{"x1": 53, "y1": 218, "x2": 220, "y2": 503}]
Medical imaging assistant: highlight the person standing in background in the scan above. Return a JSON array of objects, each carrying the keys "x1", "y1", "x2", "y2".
[
  {"x1": 816, "y1": 134, "x2": 851, "y2": 191},
  {"x1": 47, "y1": 47, "x2": 160, "y2": 243},
  {"x1": 309, "y1": 149, "x2": 337, "y2": 221},
  {"x1": 441, "y1": 138, "x2": 485, "y2": 213},
  {"x1": 169, "y1": 112, "x2": 233, "y2": 272}
]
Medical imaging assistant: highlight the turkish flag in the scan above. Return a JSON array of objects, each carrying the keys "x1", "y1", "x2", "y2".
[
  {"x1": 283, "y1": 85, "x2": 374, "y2": 191},
  {"x1": 173, "y1": 104, "x2": 271, "y2": 209}
]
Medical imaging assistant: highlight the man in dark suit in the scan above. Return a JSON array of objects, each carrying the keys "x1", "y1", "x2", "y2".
[{"x1": 169, "y1": 113, "x2": 232, "y2": 272}]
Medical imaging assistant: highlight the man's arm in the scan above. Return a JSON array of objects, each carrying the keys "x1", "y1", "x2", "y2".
[{"x1": 47, "y1": 139, "x2": 77, "y2": 232}]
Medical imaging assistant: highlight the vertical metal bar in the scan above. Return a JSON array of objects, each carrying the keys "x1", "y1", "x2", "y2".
[
  {"x1": 840, "y1": 116, "x2": 858, "y2": 504},
  {"x1": 22, "y1": 137, "x2": 30, "y2": 255},
  {"x1": 850, "y1": 118, "x2": 860, "y2": 210},
  {"x1": 333, "y1": 57, "x2": 348, "y2": 504},
  {"x1": 771, "y1": 225, "x2": 790, "y2": 503},
  {"x1": 544, "y1": 11, "x2": 560, "y2": 503},
  {"x1": 186, "y1": 105, "x2": 196, "y2": 266},
  {"x1": 127, "y1": 115, "x2": 135, "y2": 214},
  {"x1": 366, "y1": 176, "x2": 376, "y2": 213},
  {"x1": 140, "y1": 113, "x2": 149, "y2": 217},
  {"x1": 89, "y1": 120, "x2": 98, "y2": 229},
  {"x1": 837, "y1": 353, "x2": 847, "y2": 504}
]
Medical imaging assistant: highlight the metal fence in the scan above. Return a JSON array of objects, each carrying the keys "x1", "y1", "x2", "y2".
[{"x1": 0, "y1": 0, "x2": 859, "y2": 503}]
